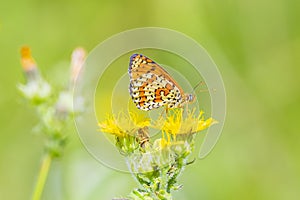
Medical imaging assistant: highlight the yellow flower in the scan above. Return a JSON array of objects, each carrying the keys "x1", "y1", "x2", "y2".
[
  {"x1": 153, "y1": 109, "x2": 217, "y2": 141},
  {"x1": 98, "y1": 111, "x2": 150, "y2": 137}
]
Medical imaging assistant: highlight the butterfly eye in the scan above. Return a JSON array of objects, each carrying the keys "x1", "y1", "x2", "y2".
[{"x1": 189, "y1": 94, "x2": 195, "y2": 102}]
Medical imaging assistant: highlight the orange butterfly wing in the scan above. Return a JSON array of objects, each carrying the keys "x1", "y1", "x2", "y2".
[{"x1": 128, "y1": 54, "x2": 187, "y2": 111}]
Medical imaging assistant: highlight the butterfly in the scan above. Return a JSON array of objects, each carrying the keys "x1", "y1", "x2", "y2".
[{"x1": 128, "y1": 53, "x2": 195, "y2": 111}]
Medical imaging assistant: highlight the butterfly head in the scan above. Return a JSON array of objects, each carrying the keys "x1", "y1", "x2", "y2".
[{"x1": 184, "y1": 93, "x2": 196, "y2": 104}]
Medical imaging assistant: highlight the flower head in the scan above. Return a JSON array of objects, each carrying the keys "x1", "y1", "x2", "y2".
[
  {"x1": 70, "y1": 47, "x2": 86, "y2": 87},
  {"x1": 20, "y1": 46, "x2": 38, "y2": 73},
  {"x1": 153, "y1": 109, "x2": 217, "y2": 141},
  {"x1": 98, "y1": 111, "x2": 150, "y2": 137},
  {"x1": 99, "y1": 112, "x2": 150, "y2": 155},
  {"x1": 20, "y1": 46, "x2": 41, "y2": 83},
  {"x1": 18, "y1": 46, "x2": 51, "y2": 102}
]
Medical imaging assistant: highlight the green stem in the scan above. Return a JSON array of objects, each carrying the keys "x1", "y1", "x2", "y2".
[{"x1": 32, "y1": 153, "x2": 52, "y2": 200}]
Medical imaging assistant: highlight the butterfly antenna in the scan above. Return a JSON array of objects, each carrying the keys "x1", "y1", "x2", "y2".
[
  {"x1": 191, "y1": 81, "x2": 217, "y2": 94},
  {"x1": 192, "y1": 81, "x2": 205, "y2": 93}
]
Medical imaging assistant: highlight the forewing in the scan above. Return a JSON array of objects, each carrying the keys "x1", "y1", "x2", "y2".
[
  {"x1": 128, "y1": 54, "x2": 184, "y2": 110},
  {"x1": 128, "y1": 54, "x2": 184, "y2": 94}
]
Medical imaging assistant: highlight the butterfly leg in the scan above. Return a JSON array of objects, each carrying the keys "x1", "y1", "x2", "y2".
[{"x1": 165, "y1": 106, "x2": 169, "y2": 116}]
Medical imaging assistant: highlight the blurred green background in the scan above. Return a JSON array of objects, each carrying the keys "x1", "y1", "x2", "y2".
[{"x1": 1, "y1": 0, "x2": 299, "y2": 199}]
